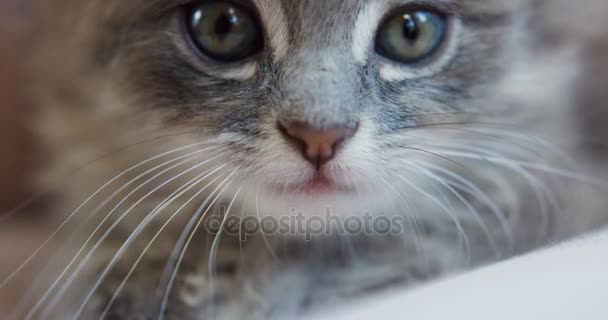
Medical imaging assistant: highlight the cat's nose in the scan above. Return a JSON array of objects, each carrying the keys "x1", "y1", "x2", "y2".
[{"x1": 278, "y1": 121, "x2": 358, "y2": 169}]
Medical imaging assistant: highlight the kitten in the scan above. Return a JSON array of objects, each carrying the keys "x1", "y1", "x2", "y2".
[{"x1": 12, "y1": 0, "x2": 608, "y2": 318}]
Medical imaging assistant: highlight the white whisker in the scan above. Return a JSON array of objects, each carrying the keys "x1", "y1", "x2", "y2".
[
  {"x1": 403, "y1": 160, "x2": 503, "y2": 258},
  {"x1": 207, "y1": 185, "x2": 242, "y2": 319},
  {"x1": 33, "y1": 149, "x2": 220, "y2": 320},
  {"x1": 421, "y1": 147, "x2": 608, "y2": 188},
  {"x1": 395, "y1": 173, "x2": 472, "y2": 263},
  {"x1": 381, "y1": 177, "x2": 425, "y2": 259},
  {"x1": 91, "y1": 163, "x2": 229, "y2": 320},
  {"x1": 2, "y1": 143, "x2": 213, "y2": 291},
  {"x1": 422, "y1": 163, "x2": 515, "y2": 252},
  {"x1": 255, "y1": 185, "x2": 278, "y2": 261},
  {"x1": 158, "y1": 166, "x2": 241, "y2": 320}
]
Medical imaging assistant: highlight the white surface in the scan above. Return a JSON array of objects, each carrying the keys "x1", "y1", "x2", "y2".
[{"x1": 309, "y1": 229, "x2": 608, "y2": 320}]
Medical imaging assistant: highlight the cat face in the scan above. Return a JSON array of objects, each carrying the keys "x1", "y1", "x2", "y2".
[{"x1": 36, "y1": 0, "x2": 593, "y2": 219}]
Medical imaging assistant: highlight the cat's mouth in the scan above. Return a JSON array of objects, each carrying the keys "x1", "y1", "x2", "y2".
[{"x1": 279, "y1": 173, "x2": 356, "y2": 197}]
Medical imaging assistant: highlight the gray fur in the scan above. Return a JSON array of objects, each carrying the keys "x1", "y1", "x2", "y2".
[{"x1": 22, "y1": 0, "x2": 608, "y2": 319}]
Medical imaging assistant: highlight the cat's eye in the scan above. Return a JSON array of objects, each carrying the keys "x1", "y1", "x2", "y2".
[
  {"x1": 186, "y1": 1, "x2": 264, "y2": 62},
  {"x1": 375, "y1": 8, "x2": 447, "y2": 64}
]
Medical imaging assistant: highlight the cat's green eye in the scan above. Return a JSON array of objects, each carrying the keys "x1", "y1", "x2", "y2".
[
  {"x1": 186, "y1": 1, "x2": 263, "y2": 62},
  {"x1": 375, "y1": 9, "x2": 447, "y2": 64}
]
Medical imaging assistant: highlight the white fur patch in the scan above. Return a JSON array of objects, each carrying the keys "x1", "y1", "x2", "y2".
[
  {"x1": 253, "y1": 0, "x2": 290, "y2": 61},
  {"x1": 352, "y1": 1, "x2": 389, "y2": 65},
  {"x1": 220, "y1": 63, "x2": 258, "y2": 80}
]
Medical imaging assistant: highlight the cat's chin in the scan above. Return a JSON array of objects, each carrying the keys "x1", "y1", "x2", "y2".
[
  {"x1": 230, "y1": 162, "x2": 399, "y2": 225},
  {"x1": 272, "y1": 175, "x2": 358, "y2": 198},
  {"x1": 238, "y1": 179, "x2": 394, "y2": 217},
  {"x1": 232, "y1": 185, "x2": 402, "y2": 238},
  {"x1": 256, "y1": 162, "x2": 368, "y2": 197}
]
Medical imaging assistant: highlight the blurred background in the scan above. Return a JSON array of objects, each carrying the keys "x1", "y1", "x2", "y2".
[
  {"x1": 0, "y1": 0, "x2": 41, "y2": 314},
  {"x1": 0, "y1": 0, "x2": 34, "y2": 212}
]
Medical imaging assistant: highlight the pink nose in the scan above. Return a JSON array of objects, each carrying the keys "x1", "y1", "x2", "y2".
[{"x1": 279, "y1": 121, "x2": 358, "y2": 169}]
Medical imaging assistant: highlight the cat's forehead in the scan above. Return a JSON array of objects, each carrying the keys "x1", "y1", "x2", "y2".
[
  {"x1": 243, "y1": 0, "x2": 522, "y2": 61},
  {"x1": 133, "y1": 0, "x2": 524, "y2": 26},
  {"x1": 229, "y1": 0, "x2": 521, "y2": 28},
  {"x1": 276, "y1": 0, "x2": 521, "y2": 16}
]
